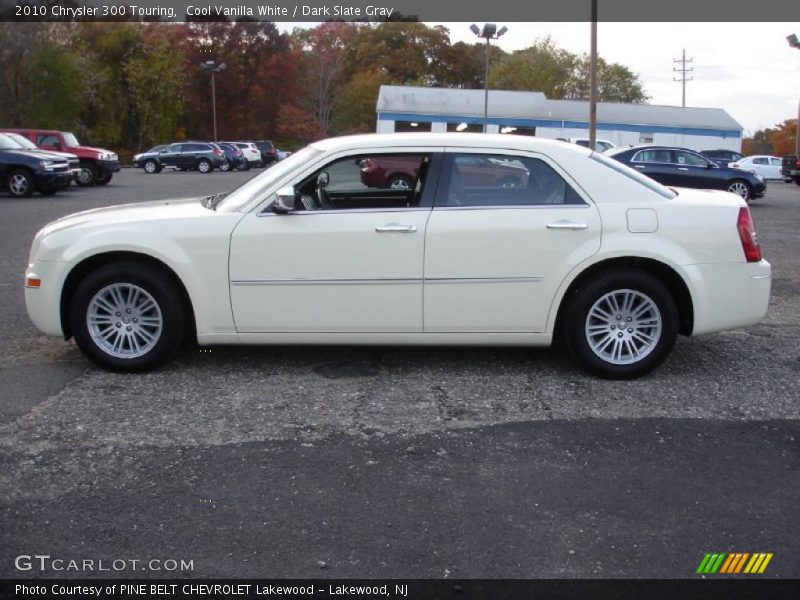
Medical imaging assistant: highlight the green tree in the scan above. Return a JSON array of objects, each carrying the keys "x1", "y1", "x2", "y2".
[
  {"x1": 488, "y1": 37, "x2": 648, "y2": 104},
  {"x1": 124, "y1": 40, "x2": 184, "y2": 150},
  {"x1": 27, "y1": 43, "x2": 85, "y2": 129},
  {"x1": 332, "y1": 68, "x2": 391, "y2": 134}
]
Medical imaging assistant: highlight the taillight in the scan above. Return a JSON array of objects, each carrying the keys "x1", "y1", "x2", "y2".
[
  {"x1": 737, "y1": 207, "x2": 761, "y2": 263},
  {"x1": 795, "y1": 158, "x2": 800, "y2": 168},
  {"x1": 362, "y1": 158, "x2": 374, "y2": 169},
  {"x1": 269, "y1": 148, "x2": 276, "y2": 155},
  {"x1": 731, "y1": 163, "x2": 739, "y2": 168},
  {"x1": 214, "y1": 148, "x2": 223, "y2": 156}
]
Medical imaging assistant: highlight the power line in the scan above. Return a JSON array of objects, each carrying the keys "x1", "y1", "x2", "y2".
[{"x1": 673, "y1": 49, "x2": 694, "y2": 107}]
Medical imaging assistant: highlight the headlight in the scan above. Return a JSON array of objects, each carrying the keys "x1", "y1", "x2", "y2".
[
  {"x1": 133, "y1": 154, "x2": 141, "y2": 161},
  {"x1": 40, "y1": 160, "x2": 55, "y2": 171},
  {"x1": 99, "y1": 152, "x2": 118, "y2": 161},
  {"x1": 755, "y1": 173, "x2": 765, "y2": 181}
]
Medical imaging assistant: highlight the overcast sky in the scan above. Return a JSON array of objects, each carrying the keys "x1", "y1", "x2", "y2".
[{"x1": 438, "y1": 22, "x2": 800, "y2": 134}]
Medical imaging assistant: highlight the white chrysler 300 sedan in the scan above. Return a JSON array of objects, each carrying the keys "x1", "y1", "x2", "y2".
[{"x1": 25, "y1": 134, "x2": 771, "y2": 378}]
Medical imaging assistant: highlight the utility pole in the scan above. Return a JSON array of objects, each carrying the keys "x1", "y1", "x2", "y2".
[
  {"x1": 673, "y1": 49, "x2": 693, "y2": 107},
  {"x1": 589, "y1": 0, "x2": 597, "y2": 149}
]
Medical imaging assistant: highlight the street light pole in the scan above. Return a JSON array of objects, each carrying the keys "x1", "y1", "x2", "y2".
[
  {"x1": 789, "y1": 34, "x2": 800, "y2": 156},
  {"x1": 201, "y1": 59, "x2": 227, "y2": 142},
  {"x1": 589, "y1": 0, "x2": 597, "y2": 150},
  {"x1": 471, "y1": 23, "x2": 508, "y2": 133}
]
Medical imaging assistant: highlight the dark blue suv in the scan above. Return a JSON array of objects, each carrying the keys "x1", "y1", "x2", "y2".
[
  {"x1": 0, "y1": 133, "x2": 73, "y2": 197},
  {"x1": 605, "y1": 145, "x2": 766, "y2": 202}
]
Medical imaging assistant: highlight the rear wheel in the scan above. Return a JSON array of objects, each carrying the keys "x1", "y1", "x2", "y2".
[
  {"x1": 69, "y1": 262, "x2": 186, "y2": 372},
  {"x1": 564, "y1": 268, "x2": 678, "y2": 379},
  {"x1": 220, "y1": 159, "x2": 231, "y2": 172},
  {"x1": 238, "y1": 161, "x2": 251, "y2": 171},
  {"x1": 794, "y1": 176, "x2": 800, "y2": 186},
  {"x1": 197, "y1": 158, "x2": 212, "y2": 173},
  {"x1": 7, "y1": 169, "x2": 34, "y2": 197}
]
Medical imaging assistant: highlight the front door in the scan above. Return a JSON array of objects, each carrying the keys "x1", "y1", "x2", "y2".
[{"x1": 228, "y1": 151, "x2": 438, "y2": 333}]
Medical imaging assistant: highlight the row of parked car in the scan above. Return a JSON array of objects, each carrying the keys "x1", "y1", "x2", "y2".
[
  {"x1": 0, "y1": 128, "x2": 120, "y2": 197},
  {"x1": 132, "y1": 140, "x2": 283, "y2": 174}
]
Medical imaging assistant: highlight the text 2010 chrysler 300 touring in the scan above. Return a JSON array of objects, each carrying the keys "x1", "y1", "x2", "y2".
[{"x1": 25, "y1": 134, "x2": 771, "y2": 378}]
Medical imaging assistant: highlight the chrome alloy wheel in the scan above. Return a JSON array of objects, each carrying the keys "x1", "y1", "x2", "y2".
[
  {"x1": 388, "y1": 177, "x2": 411, "y2": 190},
  {"x1": 585, "y1": 289, "x2": 662, "y2": 365},
  {"x1": 86, "y1": 283, "x2": 163, "y2": 359},
  {"x1": 727, "y1": 181, "x2": 749, "y2": 200},
  {"x1": 9, "y1": 173, "x2": 31, "y2": 195}
]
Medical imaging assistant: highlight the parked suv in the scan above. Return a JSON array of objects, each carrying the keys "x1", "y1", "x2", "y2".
[
  {"x1": 250, "y1": 140, "x2": 278, "y2": 166},
  {"x1": 0, "y1": 133, "x2": 73, "y2": 196},
  {"x1": 3, "y1": 132, "x2": 81, "y2": 182},
  {"x1": 0, "y1": 129, "x2": 119, "y2": 186},
  {"x1": 143, "y1": 142, "x2": 225, "y2": 173}
]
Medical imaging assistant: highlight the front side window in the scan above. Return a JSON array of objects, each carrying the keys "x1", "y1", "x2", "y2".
[
  {"x1": 436, "y1": 153, "x2": 585, "y2": 207},
  {"x1": 752, "y1": 157, "x2": 767, "y2": 165},
  {"x1": 291, "y1": 153, "x2": 432, "y2": 211},
  {"x1": 37, "y1": 134, "x2": 60, "y2": 146}
]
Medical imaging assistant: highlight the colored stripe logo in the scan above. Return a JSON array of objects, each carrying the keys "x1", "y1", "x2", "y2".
[{"x1": 696, "y1": 552, "x2": 773, "y2": 574}]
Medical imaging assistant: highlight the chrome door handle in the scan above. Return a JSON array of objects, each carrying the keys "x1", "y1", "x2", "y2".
[
  {"x1": 634, "y1": 165, "x2": 646, "y2": 169},
  {"x1": 678, "y1": 167, "x2": 688, "y2": 171},
  {"x1": 547, "y1": 220, "x2": 588, "y2": 230},
  {"x1": 375, "y1": 223, "x2": 417, "y2": 233}
]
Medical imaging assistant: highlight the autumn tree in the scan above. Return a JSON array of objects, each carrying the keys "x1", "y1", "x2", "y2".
[{"x1": 770, "y1": 119, "x2": 798, "y2": 156}]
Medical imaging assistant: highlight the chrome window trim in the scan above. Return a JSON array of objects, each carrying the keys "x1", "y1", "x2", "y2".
[
  {"x1": 256, "y1": 207, "x2": 432, "y2": 217},
  {"x1": 432, "y1": 204, "x2": 591, "y2": 212}
]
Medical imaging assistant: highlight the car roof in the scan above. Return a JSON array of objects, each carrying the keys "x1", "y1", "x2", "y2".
[{"x1": 307, "y1": 133, "x2": 593, "y2": 158}]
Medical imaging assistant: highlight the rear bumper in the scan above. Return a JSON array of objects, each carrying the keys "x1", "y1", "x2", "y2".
[{"x1": 685, "y1": 260, "x2": 771, "y2": 335}]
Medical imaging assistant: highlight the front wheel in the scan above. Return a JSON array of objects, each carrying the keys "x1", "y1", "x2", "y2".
[
  {"x1": 96, "y1": 173, "x2": 112, "y2": 185},
  {"x1": 7, "y1": 169, "x2": 34, "y2": 197},
  {"x1": 69, "y1": 262, "x2": 186, "y2": 372},
  {"x1": 564, "y1": 269, "x2": 678, "y2": 379},
  {"x1": 76, "y1": 163, "x2": 98, "y2": 186},
  {"x1": 794, "y1": 176, "x2": 800, "y2": 186},
  {"x1": 144, "y1": 159, "x2": 159, "y2": 174},
  {"x1": 727, "y1": 179, "x2": 751, "y2": 201}
]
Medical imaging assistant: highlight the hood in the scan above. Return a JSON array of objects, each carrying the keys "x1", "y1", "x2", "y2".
[
  {"x1": 4, "y1": 149, "x2": 67, "y2": 162},
  {"x1": 39, "y1": 196, "x2": 209, "y2": 237}
]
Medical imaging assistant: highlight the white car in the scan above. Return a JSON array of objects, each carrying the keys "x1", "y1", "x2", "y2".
[
  {"x1": 568, "y1": 137, "x2": 616, "y2": 152},
  {"x1": 24, "y1": 133, "x2": 771, "y2": 378},
  {"x1": 728, "y1": 155, "x2": 787, "y2": 181},
  {"x1": 225, "y1": 142, "x2": 262, "y2": 167}
]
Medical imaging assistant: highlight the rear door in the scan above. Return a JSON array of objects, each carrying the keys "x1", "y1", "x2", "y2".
[
  {"x1": 629, "y1": 148, "x2": 677, "y2": 186},
  {"x1": 423, "y1": 149, "x2": 601, "y2": 333}
]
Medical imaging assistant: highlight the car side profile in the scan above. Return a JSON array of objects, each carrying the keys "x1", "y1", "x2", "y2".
[
  {"x1": 146, "y1": 142, "x2": 225, "y2": 173},
  {"x1": 728, "y1": 155, "x2": 788, "y2": 181},
  {"x1": 606, "y1": 145, "x2": 766, "y2": 202},
  {"x1": 25, "y1": 133, "x2": 771, "y2": 379}
]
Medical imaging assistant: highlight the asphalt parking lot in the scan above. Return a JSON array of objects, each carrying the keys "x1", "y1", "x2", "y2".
[{"x1": 1, "y1": 169, "x2": 799, "y2": 579}]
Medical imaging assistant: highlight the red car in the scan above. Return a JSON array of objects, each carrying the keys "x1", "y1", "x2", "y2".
[{"x1": 360, "y1": 155, "x2": 530, "y2": 189}]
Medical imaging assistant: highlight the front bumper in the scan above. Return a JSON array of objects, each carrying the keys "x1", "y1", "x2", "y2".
[
  {"x1": 98, "y1": 159, "x2": 121, "y2": 176},
  {"x1": 34, "y1": 171, "x2": 74, "y2": 191},
  {"x1": 25, "y1": 260, "x2": 68, "y2": 337},
  {"x1": 752, "y1": 180, "x2": 767, "y2": 198}
]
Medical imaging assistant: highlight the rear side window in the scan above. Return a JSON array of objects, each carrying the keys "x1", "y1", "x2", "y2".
[
  {"x1": 591, "y1": 153, "x2": 676, "y2": 199},
  {"x1": 632, "y1": 149, "x2": 672, "y2": 163},
  {"x1": 37, "y1": 134, "x2": 60, "y2": 146},
  {"x1": 436, "y1": 153, "x2": 585, "y2": 207}
]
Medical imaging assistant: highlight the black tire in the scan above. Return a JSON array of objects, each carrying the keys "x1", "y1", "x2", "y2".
[
  {"x1": 197, "y1": 158, "x2": 212, "y2": 173},
  {"x1": 7, "y1": 169, "x2": 35, "y2": 197},
  {"x1": 220, "y1": 159, "x2": 231, "y2": 172},
  {"x1": 76, "y1": 163, "x2": 98, "y2": 186},
  {"x1": 794, "y1": 176, "x2": 800, "y2": 186},
  {"x1": 726, "y1": 179, "x2": 751, "y2": 201},
  {"x1": 563, "y1": 268, "x2": 678, "y2": 379},
  {"x1": 144, "y1": 159, "x2": 159, "y2": 174},
  {"x1": 39, "y1": 188, "x2": 58, "y2": 196},
  {"x1": 69, "y1": 261, "x2": 186, "y2": 372},
  {"x1": 386, "y1": 174, "x2": 413, "y2": 190},
  {"x1": 96, "y1": 173, "x2": 112, "y2": 185},
  {"x1": 238, "y1": 161, "x2": 251, "y2": 171}
]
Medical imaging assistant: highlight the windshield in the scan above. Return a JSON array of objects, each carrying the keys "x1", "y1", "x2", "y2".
[
  {"x1": 215, "y1": 146, "x2": 322, "y2": 212},
  {"x1": 590, "y1": 152, "x2": 676, "y2": 199},
  {"x1": 62, "y1": 132, "x2": 80, "y2": 146},
  {"x1": 6, "y1": 133, "x2": 37, "y2": 150},
  {"x1": 0, "y1": 133, "x2": 23, "y2": 150}
]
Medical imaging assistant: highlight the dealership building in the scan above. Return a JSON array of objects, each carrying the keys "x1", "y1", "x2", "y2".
[{"x1": 375, "y1": 85, "x2": 743, "y2": 151}]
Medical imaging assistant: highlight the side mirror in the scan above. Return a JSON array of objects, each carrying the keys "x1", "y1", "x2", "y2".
[
  {"x1": 317, "y1": 171, "x2": 329, "y2": 188},
  {"x1": 271, "y1": 186, "x2": 297, "y2": 214}
]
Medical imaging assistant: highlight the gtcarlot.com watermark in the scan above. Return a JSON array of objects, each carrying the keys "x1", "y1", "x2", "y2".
[{"x1": 14, "y1": 554, "x2": 194, "y2": 573}]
